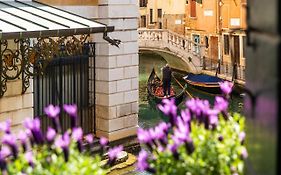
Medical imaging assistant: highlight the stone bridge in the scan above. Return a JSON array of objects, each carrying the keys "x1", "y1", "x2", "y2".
[{"x1": 138, "y1": 29, "x2": 206, "y2": 73}]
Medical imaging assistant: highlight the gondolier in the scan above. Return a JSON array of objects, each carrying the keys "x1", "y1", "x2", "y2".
[{"x1": 162, "y1": 64, "x2": 172, "y2": 97}]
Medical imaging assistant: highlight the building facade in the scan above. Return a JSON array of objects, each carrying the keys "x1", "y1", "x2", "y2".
[
  {"x1": 0, "y1": 0, "x2": 139, "y2": 142},
  {"x1": 185, "y1": 0, "x2": 247, "y2": 67},
  {"x1": 139, "y1": 0, "x2": 187, "y2": 35}
]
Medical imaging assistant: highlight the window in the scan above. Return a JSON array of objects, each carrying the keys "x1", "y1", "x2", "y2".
[
  {"x1": 157, "y1": 9, "x2": 162, "y2": 18},
  {"x1": 205, "y1": 36, "x2": 209, "y2": 48},
  {"x1": 193, "y1": 34, "x2": 200, "y2": 54},
  {"x1": 224, "y1": 35, "x2": 229, "y2": 55},
  {"x1": 242, "y1": 36, "x2": 246, "y2": 58},
  {"x1": 139, "y1": 0, "x2": 147, "y2": 7},
  {"x1": 140, "y1": 15, "x2": 147, "y2": 28},
  {"x1": 150, "y1": 9, "x2": 153, "y2": 24},
  {"x1": 233, "y1": 36, "x2": 240, "y2": 64},
  {"x1": 190, "y1": 0, "x2": 196, "y2": 17}
]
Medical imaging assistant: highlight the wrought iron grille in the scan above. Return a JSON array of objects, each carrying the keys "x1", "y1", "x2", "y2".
[{"x1": 34, "y1": 42, "x2": 96, "y2": 134}]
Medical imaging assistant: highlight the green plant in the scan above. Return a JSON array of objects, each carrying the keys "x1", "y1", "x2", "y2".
[{"x1": 137, "y1": 81, "x2": 247, "y2": 175}]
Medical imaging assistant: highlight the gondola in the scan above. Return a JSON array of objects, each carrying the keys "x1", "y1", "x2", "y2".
[
  {"x1": 147, "y1": 68, "x2": 186, "y2": 105},
  {"x1": 183, "y1": 73, "x2": 223, "y2": 94}
]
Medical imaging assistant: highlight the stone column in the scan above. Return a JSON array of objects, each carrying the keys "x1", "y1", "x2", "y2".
[{"x1": 94, "y1": 0, "x2": 139, "y2": 141}]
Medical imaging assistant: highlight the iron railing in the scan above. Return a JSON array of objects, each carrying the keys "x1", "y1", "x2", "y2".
[{"x1": 34, "y1": 42, "x2": 96, "y2": 134}]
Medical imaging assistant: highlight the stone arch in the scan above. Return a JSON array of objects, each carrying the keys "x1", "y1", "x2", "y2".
[{"x1": 139, "y1": 48, "x2": 200, "y2": 73}]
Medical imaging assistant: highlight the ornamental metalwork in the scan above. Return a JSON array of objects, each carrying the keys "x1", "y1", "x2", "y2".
[{"x1": 0, "y1": 34, "x2": 91, "y2": 97}]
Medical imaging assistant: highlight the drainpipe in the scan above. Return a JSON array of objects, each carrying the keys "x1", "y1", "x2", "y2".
[{"x1": 217, "y1": 0, "x2": 222, "y2": 74}]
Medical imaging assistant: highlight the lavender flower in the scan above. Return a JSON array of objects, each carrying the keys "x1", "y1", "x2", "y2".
[
  {"x1": 137, "y1": 128, "x2": 153, "y2": 145},
  {"x1": 24, "y1": 118, "x2": 44, "y2": 145},
  {"x1": 72, "y1": 127, "x2": 83, "y2": 152},
  {"x1": 173, "y1": 117, "x2": 191, "y2": 143},
  {"x1": 44, "y1": 105, "x2": 61, "y2": 132},
  {"x1": 55, "y1": 132, "x2": 70, "y2": 162},
  {"x1": 46, "y1": 127, "x2": 56, "y2": 143},
  {"x1": 218, "y1": 135, "x2": 224, "y2": 142},
  {"x1": 207, "y1": 109, "x2": 220, "y2": 128},
  {"x1": 168, "y1": 143, "x2": 179, "y2": 159},
  {"x1": 18, "y1": 131, "x2": 29, "y2": 152},
  {"x1": 25, "y1": 152, "x2": 34, "y2": 168},
  {"x1": 219, "y1": 81, "x2": 233, "y2": 95},
  {"x1": 0, "y1": 120, "x2": 11, "y2": 134},
  {"x1": 44, "y1": 104, "x2": 60, "y2": 118},
  {"x1": 63, "y1": 104, "x2": 78, "y2": 128},
  {"x1": 107, "y1": 145, "x2": 123, "y2": 166},
  {"x1": 239, "y1": 131, "x2": 246, "y2": 145},
  {"x1": 100, "y1": 137, "x2": 108, "y2": 147},
  {"x1": 137, "y1": 150, "x2": 149, "y2": 171},
  {"x1": 72, "y1": 127, "x2": 83, "y2": 141},
  {"x1": 0, "y1": 146, "x2": 10, "y2": 172},
  {"x1": 158, "y1": 99, "x2": 177, "y2": 126},
  {"x1": 85, "y1": 134, "x2": 94, "y2": 144},
  {"x1": 2, "y1": 133, "x2": 18, "y2": 158},
  {"x1": 241, "y1": 147, "x2": 248, "y2": 159},
  {"x1": 214, "y1": 96, "x2": 229, "y2": 113}
]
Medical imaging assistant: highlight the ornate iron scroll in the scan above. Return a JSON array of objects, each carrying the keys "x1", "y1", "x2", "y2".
[{"x1": 0, "y1": 35, "x2": 90, "y2": 97}]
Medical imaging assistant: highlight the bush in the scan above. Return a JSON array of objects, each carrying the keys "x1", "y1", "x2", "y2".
[
  {"x1": 137, "y1": 81, "x2": 247, "y2": 175},
  {"x1": 0, "y1": 104, "x2": 123, "y2": 175}
]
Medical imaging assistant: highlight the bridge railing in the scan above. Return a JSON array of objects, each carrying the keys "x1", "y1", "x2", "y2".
[
  {"x1": 138, "y1": 29, "x2": 245, "y2": 81},
  {"x1": 138, "y1": 29, "x2": 206, "y2": 58}
]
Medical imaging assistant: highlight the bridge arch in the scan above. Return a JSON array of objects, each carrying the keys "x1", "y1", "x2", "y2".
[
  {"x1": 139, "y1": 48, "x2": 196, "y2": 73},
  {"x1": 138, "y1": 29, "x2": 205, "y2": 74}
]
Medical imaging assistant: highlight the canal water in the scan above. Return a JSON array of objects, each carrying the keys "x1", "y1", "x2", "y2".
[
  {"x1": 133, "y1": 52, "x2": 244, "y2": 175},
  {"x1": 139, "y1": 52, "x2": 243, "y2": 129}
]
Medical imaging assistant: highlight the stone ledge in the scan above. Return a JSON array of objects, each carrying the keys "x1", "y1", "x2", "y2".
[{"x1": 96, "y1": 126, "x2": 138, "y2": 142}]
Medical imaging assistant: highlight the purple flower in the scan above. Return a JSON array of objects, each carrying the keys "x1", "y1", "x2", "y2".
[
  {"x1": 137, "y1": 150, "x2": 149, "y2": 171},
  {"x1": 63, "y1": 104, "x2": 78, "y2": 117},
  {"x1": 44, "y1": 105, "x2": 60, "y2": 118},
  {"x1": 25, "y1": 152, "x2": 34, "y2": 167},
  {"x1": 55, "y1": 132, "x2": 70, "y2": 162},
  {"x1": 18, "y1": 131, "x2": 28, "y2": 152},
  {"x1": 168, "y1": 143, "x2": 180, "y2": 159},
  {"x1": 85, "y1": 134, "x2": 94, "y2": 144},
  {"x1": 0, "y1": 146, "x2": 10, "y2": 171},
  {"x1": 214, "y1": 96, "x2": 229, "y2": 112},
  {"x1": 137, "y1": 128, "x2": 152, "y2": 145},
  {"x1": 108, "y1": 145, "x2": 123, "y2": 161},
  {"x1": 72, "y1": 127, "x2": 83, "y2": 152},
  {"x1": 55, "y1": 132, "x2": 70, "y2": 149},
  {"x1": 24, "y1": 118, "x2": 44, "y2": 144},
  {"x1": 100, "y1": 137, "x2": 108, "y2": 147},
  {"x1": 207, "y1": 109, "x2": 219, "y2": 127},
  {"x1": 219, "y1": 81, "x2": 233, "y2": 95},
  {"x1": 72, "y1": 127, "x2": 83, "y2": 141},
  {"x1": 63, "y1": 104, "x2": 78, "y2": 128},
  {"x1": 0, "y1": 120, "x2": 11, "y2": 134},
  {"x1": 173, "y1": 117, "x2": 191, "y2": 143},
  {"x1": 241, "y1": 147, "x2": 248, "y2": 159},
  {"x1": 180, "y1": 109, "x2": 191, "y2": 123},
  {"x1": 46, "y1": 127, "x2": 56, "y2": 143},
  {"x1": 218, "y1": 135, "x2": 224, "y2": 142},
  {"x1": 2, "y1": 134, "x2": 18, "y2": 158},
  {"x1": 239, "y1": 131, "x2": 246, "y2": 144},
  {"x1": 158, "y1": 99, "x2": 177, "y2": 125}
]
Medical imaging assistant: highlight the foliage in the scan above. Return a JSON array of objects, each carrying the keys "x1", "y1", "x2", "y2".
[
  {"x1": 0, "y1": 104, "x2": 122, "y2": 175},
  {"x1": 137, "y1": 81, "x2": 247, "y2": 175}
]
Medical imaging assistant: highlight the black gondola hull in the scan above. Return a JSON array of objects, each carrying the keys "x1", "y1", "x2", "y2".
[{"x1": 147, "y1": 68, "x2": 186, "y2": 106}]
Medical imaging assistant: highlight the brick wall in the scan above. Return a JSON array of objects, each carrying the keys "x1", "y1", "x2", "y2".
[{"x1": 0, "y1": 79, "x2": 33, "y2": 133}]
